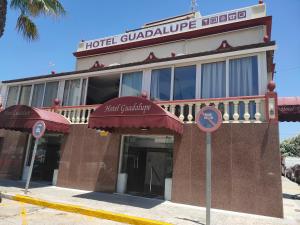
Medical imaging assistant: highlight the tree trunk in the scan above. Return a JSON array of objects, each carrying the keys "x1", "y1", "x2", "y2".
[{"x1": 0, "y1": 0, "x2": 7, "y2": 38}]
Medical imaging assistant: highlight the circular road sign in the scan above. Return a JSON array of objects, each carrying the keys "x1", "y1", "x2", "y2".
[
  {"x1": 32, "y1": 120, "x2": 46, "y2": 139},
  {"x1": 196, "y1": 106, "x2": 222, "y2": 133}
]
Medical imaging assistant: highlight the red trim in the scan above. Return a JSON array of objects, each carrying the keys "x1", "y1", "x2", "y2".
[
  {"x1": 74, "y1": 16, "x2": 272, "y2": 58},
  {"x1": 90, "y1": 61, "x2": 105, "y2": 69},
  {"x1": 143, "y1": 52, "x2": 159, "y2": 62},
  {"x1": 217, "y1": 40, "x2": 232, "y2": 50}
]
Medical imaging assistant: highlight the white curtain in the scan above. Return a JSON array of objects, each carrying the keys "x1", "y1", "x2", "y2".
[
  {"x1": 43, "y1": 82, "x2": 58, "y2": 107},
  {"x1": 19, "y1": 85, "x2": 32, "y2": 105},
  {"x1": 80, "y1": 79, "x2": 87, "y2": 105},
  {"x1": 150, "y1": 68, "x2": 171, "y2": 100},
  {"x1": 31, "y1": 84, "x2": 45, "y2": 107},
  {"x1": 151, "y1": 72, "x2": 160, "y2": 100},
  {"x1": 229, "y1": 56, "x2": 258, "y2": 119},
  {"x1": 63, "y1": 79, "x2": 81, "y2": 106},
  {"x1": 5, "y1": 86, "x2": 19, "y2": 107},
  {"x1": 229, "y1": 56, "x2": 258, "y2": 97},
  {"x1": 201, "y1": 61, "x2": 226, "y2": 99},
  {"x1": 121, "y1": 72, "x2": 142, "y2": 97}
]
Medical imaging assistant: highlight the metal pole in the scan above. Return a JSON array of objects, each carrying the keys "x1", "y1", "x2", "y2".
[
  {"x1": 206, "y1": 132, "x2": 211, "y2": 225},
  {"x1": 24, "y1": 138, "x2": 39, "y2": 194}
]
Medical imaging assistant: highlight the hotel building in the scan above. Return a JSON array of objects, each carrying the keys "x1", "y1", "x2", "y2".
[{"x1": 0, "y1": 2, "x2": 285, "y2": 218}]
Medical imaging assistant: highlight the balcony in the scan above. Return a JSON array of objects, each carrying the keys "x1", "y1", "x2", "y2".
[{"x1": 45, "y1": 95, "x2": 271, "y2": 124}]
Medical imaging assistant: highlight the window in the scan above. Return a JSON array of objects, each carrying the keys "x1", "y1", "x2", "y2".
[
  {"x1": 150, "y1": 68, "x2": 171, "y2": 101},
  {"x1": 229, "y1": 56, "x2": 259, "y2": 119},
  {"x1": 120, "y1": 71, "x2": 142, "y2": 97},
  {"x1": 31, "y1": 83, "x2": 45, "y2": 107},
  {"x1": 19, "y1": 85, "x2": 32, "y2": 105},
  {"x1": 43, "y1": 82, "x2": 58, "y2": 107},
  {"x1": 201, "y1": 61, "x2": 226, "y2": 99},
  {"x1": 6, "y1": 86, "x2": 19, "y2": 107},
  {"x1": 229, "y1": 56, "x2": 258, "y2": 97},
  {"x1": 173, "y1": 65, "x2": 196, "y2": 100},
  {"x1": 63, "y1": 79, "x2": 81, "y2": 106},
  {"x1": 80, "y1": 79, "x2": 87, "y2": 105}
]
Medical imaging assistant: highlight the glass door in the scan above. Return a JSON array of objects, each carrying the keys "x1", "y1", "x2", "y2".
[
  {"x1": 144, "y1": 150, "x2": 169, "y2": 197},
  {"x1": 120, "y1": 136, "x2": 174, "y2": 199},
  {"x1": 126, "y1": 147, "x2": 147, "y2": 195}
]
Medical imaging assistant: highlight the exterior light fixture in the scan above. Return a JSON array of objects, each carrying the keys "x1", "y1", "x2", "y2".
[
  {"x1": 268, "y1": 98, "x2": 276, "y2": 119},
  {"x1": 96, "y1": 129, "x2": 109, "y2": 137}
]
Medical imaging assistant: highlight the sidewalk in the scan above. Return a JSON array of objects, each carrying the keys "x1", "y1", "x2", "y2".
[
  {"x1": 281, "y1": 176, "x2": 300, "y2": 224},
  {"x1": 0, "y1": 179, "x2": 298, "y2": 225}
]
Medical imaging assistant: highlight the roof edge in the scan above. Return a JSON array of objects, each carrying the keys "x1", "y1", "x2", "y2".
[{"x1": 2, "y1": 41, "x2": 276, "y2": 84}]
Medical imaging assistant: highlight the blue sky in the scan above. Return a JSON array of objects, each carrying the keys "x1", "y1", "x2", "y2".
[{"x1": 0, "y1": 0, "x2": 299, "y2": 140}]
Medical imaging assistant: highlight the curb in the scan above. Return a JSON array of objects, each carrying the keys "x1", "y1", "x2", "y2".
[{"x1": 0, "y1": 192, "x2": 172, "y2": 225}]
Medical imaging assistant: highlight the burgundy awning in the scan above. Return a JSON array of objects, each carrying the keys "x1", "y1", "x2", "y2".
[
  {"x1": 88, "y1": 96, "x2": 183, "y2": 134},
  {"x1": 0, "y1": 105, "x2": 70, "y2": 133},
  {"x1": 278, "y1": 97, "x2": 300, "y2": 122}
]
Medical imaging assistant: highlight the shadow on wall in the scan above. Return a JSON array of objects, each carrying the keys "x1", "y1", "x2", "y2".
[{"x1": 73, "y1": 191, "x2": 164, "y2": 209}]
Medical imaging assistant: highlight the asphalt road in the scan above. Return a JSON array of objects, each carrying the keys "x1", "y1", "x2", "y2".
[{"x1": 0, "y1": 199, "x2": 123, "y2": 225}]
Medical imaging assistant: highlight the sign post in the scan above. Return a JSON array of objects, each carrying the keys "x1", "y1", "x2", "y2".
[
  {"x1": 24, "y1": 120, "x2": 46, "y2": 194},
  {"x1": 195, "y1": 106, "x2": 222, "y2": 225}
]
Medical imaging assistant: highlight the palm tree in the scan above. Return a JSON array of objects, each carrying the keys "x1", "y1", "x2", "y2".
[
  {"x1": 0, "y1": 0, "x2": 65, "y2": 41},
  {"x1": 0, "y1": 0, "x2": 7, "y2": 38}
]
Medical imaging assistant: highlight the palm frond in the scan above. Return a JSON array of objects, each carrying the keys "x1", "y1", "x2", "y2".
[
  {"x1": 10, "y1": 0, "x2": 28, "y2": 12},
  {"x1": 11, "y1": 0, "x2": 65, "y2": 17},
  {"x1": 16, "y1": 13, "x2": 38, "y2": 41}
]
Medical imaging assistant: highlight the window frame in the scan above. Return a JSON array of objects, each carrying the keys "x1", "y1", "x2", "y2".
[
  {"x1": 150, "y1": 67, "x2": 172, "y2": 101},
  {"x1": 119, "y1": 70, "x2": 144, "y2": 97},
  {"x1": 2, "y1": 52, "x2": 264, "y2": 108},
  {"x1": 147, "y1": 53, "x2": 261, "y2": 101}
]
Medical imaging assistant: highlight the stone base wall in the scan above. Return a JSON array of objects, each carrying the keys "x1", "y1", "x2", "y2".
[
  {"x1": 0, "y1": 129, "x2": 28, "y2": 179},
  {"x1": 1, "y1": 123, "x2": 281, "y2": 218},
  {"x1": 172, "y1": 123, "x2": 283, "y2": 218},
  {"x1": 57, "y1": 125, "x2": 121, "y2": 192}
]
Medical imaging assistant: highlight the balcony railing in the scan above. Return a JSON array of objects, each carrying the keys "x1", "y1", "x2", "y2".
[
  {"x1": 46, "y1": 104, "x2": 97, "y2": 124},
  {"x1": 156, "y1": 95, "x2": 266, "y2": 123},
  {"x1": 44, "y1": 95, "x2": 267, "y2": 124}
]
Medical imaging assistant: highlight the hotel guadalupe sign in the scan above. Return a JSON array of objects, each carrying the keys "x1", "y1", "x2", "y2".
[
  {"x1": 104, "y1": 103, "x2": 151, "y2": 114},
  {"x1": 78, "y1": 6, "x2": 253, "y2": 51}
]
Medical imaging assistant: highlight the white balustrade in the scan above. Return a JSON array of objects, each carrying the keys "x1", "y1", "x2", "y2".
[
  {"x1": 44, "y1": 96, "x2": 266, "y2": 124},
  {"x1": 45, "y1": 105, "x2": 96, "y2": 124},
  {"x1": 223, "y1": 101, "x2": 230, "y2": 123},
  {"x1": 157, "y1": 96, "x2": 266, "y2": 124}
]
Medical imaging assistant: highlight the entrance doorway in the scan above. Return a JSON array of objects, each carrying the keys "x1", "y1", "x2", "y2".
[
  {"x1": 119, "y1": 136, "x2": 173, "y2": 199},
  {"x1": 24, "y1": 134, "x2": 63, "y2": 182}
]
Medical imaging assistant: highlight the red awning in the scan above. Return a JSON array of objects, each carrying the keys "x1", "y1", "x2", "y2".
[
  {"x1": 0, "y1": 105, "x2": 70, "y2": 133},
  {"x1": 88, "y1": 96, "x2": 183, "y2": 134},
  {"x1": 278, "y1": 97, "x2": 300, "y2": 122}
]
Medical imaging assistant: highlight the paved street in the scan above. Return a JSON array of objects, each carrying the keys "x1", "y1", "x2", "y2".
[
  {"x1": 0, "y1": 177, "x2": 299, "y2": 225},
  {"x1": 0, "y1": 199, "x2": 122, "y2": 225}
]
